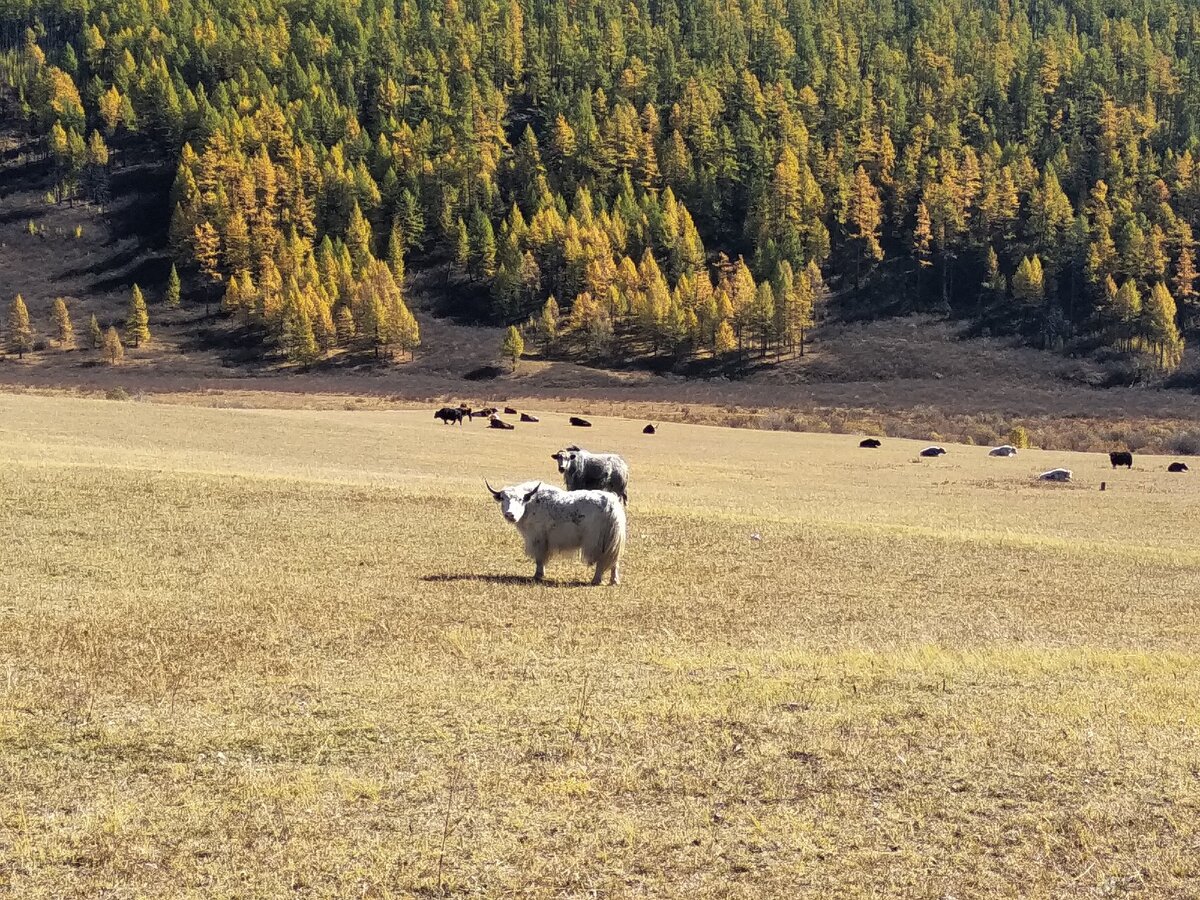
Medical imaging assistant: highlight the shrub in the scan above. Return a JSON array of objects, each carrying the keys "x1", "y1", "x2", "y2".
[
  {"x1": 104, "y1": 387, "x2": 130, "y2": 401},
  {"x1": 1169, "y1": 431, "x2": 1200, "y2": 456},
  {"x1": 1008, "y1": 425, "x2": 1031, "y2": 449}
]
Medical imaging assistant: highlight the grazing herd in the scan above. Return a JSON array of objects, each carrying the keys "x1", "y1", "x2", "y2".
[
  {"x1": 859, "y1": 435, "x2": 1190, "y2": 482},
  {"x1": 434, "y1": 403, "x2": 612, "y2": 433},
  {"x1": 452, "y1": 405, "x2": 1193, "y2": 582}
]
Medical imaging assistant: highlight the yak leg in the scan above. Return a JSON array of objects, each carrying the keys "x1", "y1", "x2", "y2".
[
  {"x1": 592, "y1": 563, "x2": 605, "y2": 586},
  {"x1": 609, "y1": 563, "x2": 620, "y2": 586},
  {"x1": 534, "y1": 560, "x2": 546, "y2": 581}
]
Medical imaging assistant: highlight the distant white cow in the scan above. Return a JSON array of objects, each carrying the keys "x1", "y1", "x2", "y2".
[
  {"x1": 552, "y1": 446, "x2": 630, "y2": 505},
  {"x1": 989, "y1": 445, "x2": 1019, "y2": 457},
  {"x1": 1039, "y1": 468, "x2": 1072, "y2": 482},
  {"x1": 486, "y1": 481, "x2": 626, "y2": 585}
]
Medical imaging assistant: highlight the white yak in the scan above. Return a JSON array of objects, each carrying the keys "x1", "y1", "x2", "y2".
[{"x1": 487, "y1": 481, "x2": 626, "y2": 585}]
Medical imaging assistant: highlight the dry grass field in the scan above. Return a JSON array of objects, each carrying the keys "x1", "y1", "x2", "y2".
[{"x1": 2, "y1": 391, "x2": 1200, "y2": 898}]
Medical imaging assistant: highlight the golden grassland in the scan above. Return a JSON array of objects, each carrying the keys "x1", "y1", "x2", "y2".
[{"x1": 2, "y1": 391, "x2": 1199, "y2": 898}]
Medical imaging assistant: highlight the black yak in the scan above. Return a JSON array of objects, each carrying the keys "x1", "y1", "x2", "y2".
[
  {"x1": 520, "y1": 413, "x2": 540, "y2": 423},
  {"x1": 489, "y1": 416, "x2": 515, "y2": 430},
  {"x1": 435, "y1": 407, "x2": 468, "y2": 425},
  {"x1": 1168, "y1": 462, "x2": 1189, "y2": 473},
  {"x1": 570, "y1": 416, "x2": 592, "y2": 427},
  {"x1": 1109, "y1": 451, "x2": 1133, "y2": 469},
  {"x1": 643, "y1": 424, "x2": 657, "y2": 434},
  {"x1": 859, "y1": 438, "x2": 881, "y2": 448}
]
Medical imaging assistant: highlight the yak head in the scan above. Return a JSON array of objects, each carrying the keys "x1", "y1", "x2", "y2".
[
  {"x1": 486, "y1": 481, "x2": 542, "y2": 524},
  {"x1": 551, "y1": 446, "x2": 583, "y2": 473}
]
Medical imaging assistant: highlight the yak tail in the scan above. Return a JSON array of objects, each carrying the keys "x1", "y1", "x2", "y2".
[{"x1": 589, "y1": 502, "x2": 626, "y2": 571}]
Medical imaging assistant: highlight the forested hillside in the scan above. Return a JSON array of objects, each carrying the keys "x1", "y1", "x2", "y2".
[{"x1": 3, "y1": 0, "x2": 1200, "y2": 375}]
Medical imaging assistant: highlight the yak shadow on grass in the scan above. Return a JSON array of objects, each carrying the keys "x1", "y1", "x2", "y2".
[{"x1": 422, "y1": 573, "x2": 593, "y2": 588}]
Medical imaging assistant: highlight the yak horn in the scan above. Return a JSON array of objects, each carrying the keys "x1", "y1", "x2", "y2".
[
  {"x1": 523, "y1": 482, "x2": 543, "y2": 502},
  {"x1": 484, "y1": 479, "x2": 503, "y2": 499}
]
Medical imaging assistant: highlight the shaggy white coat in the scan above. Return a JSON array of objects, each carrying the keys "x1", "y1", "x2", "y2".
[{"x1": 491, "y1": 481, "x2": 625, "y2": 584}]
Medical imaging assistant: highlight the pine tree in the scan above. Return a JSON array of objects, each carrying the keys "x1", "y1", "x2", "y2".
[
  {"x1": 395, "y1": 302, "x2": 421, "y2": 360},
  {"x1": 469, "y1": 208, "x2": 497, "y2": 280},
  {"x1": 6, "y1": 295, "x2": 33, "y2": 358},
  {"x1": 753, "y1": 282, "x2": 775, "y2": 355},
  {"x1": 454, "y1": 217, "x2": 471, "y2": 276},
  {"x1": 1012, "y1": 256, "x2": 1045, "y2": 306},
  {"x1": 794, "y1": 264, "x2": 816, "y2": 356},
  {"x1": 501, "y1": 325, "x2": 524, "y2": 371},
  {"x1": 714, "y1": 318, "x2": 737, "y2": 355},
  {"x1": 335, "y1": 306, "x2": 356, "y2": 347},
  {"x1": 165, "y1": 263, "x2": 181, "y2": 308},
  {"x1": 124, "y1": 284, "x2": 151, "y2": 347},
  {"x1": 104, "y1": 326, "x2": 124, "y2": 364},
  {"x1": 1173, "y1": 222, "x2": 1198, "y2": 325},
  {"x1": 281, "y1": 295, "x2": 320, "y2": 370},
  {"x1": 1114, "y1": 279, "x2": 1142, "y2": 350},
  {"x1": 846, "y1": 166, "x2": 884, "y2": 289},
  {"x1": 89, "y1": 313, "x2": 103, "y2": 349},
  {"x1": 387, "y1": 220, "x2": 405, "y2": 280},
  {"x1": 346, "y1": 202, "x2": 373, "y2": 274},
  {"x1": 540, "y1": 295, "x2": 560, "y2": 349},
  {"x1": 52, "y1": 297, "x2": 75, "y2": 348},
  {"x1": 1141, "y1": 282, "x2": 1184, "y2": 371}
]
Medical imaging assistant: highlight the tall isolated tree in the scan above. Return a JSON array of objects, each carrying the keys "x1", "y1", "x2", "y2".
[
  {"x1": 125, "y1": 284, "x2": 151, "y2": 347},
  {"x1": 52, "y1": 298, "x2": 75, "y2": 348},
  {"x1": 6, "y1": 295, "x2": 33, "y2": 358},
  {"x1": 501, "y1": 325, "x2": 525, "y2": 371},
  {"x1": 104, "y1": 326, "x2": 124, "y2": 364},
  {"x1": 89, "y1": 313, "x2": 103, "y2": 349},
  {"x1": 165, "y1": 264, "x2": 181, "y2": 309}
]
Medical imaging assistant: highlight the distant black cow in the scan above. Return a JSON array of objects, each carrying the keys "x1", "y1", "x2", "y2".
[
  {"x1": 1109, "y1": 451, "x2": 1133, "y2": 469},
  {"x1": 489, "y1": 416, "x2": 515, "y2": 430},
  {"x1": 570, "y1": 417, "x2": 593, "y2": 427},
  {"x1": 476, "y1": 407, "x2": 499, "y2": 418},
  {"x1": 643, "y1": 424, "x2": 656, "y2": 434},
  {"x1": 919, "y1": 446, "x2": 947, "y2": 457},
  {"x1": 435, "y1": 406, "x2": 467, "y2": 425},
  {"x1": 504, "y1": 406, "x2": 518, "y2": 415},
  {"x1": 859, "y1": 438, "x2": 881, "y2": 448},
  {"x1": 520, "y1": 413, "x2": 540, "y2": 423},
  {"x1": 1168, "y1": 461, "x2": 1189, "y2": 473}
]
